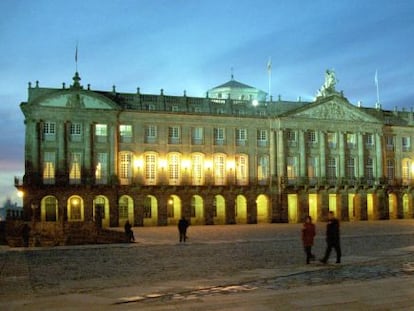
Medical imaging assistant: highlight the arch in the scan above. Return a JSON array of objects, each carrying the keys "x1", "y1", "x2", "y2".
[
  {"x1": 191, "y1": 195, "x2": 204, "y2": 225},
  {"x1": 167, "y1": 194, "x2": 182, "y2": 225},
  {"x1": 214, "y1": 195, "x2": 226, "y2": 224},
  {"x1": 67, "y1": 195, "x2": 84, "y2": 222},
  {"x1": 287, "y1": 194, "x2": 298, "y2": 223},
  {"x1": 143, "y1": 195, "x2": 158, "y2": 226},
  {"x1": 118, "y1": 195, "x2": 134, "y2": 226},
  {"x1": 403, "y1": 193, "x2": 411, "y2": 219},
  {"x1": 93, "y1": 195, "x2": 110, "y2": 228},
  {"x1": 40, "y1": 195, "x2": 58, "y2": 222},
  {"x1": 389, "y1": 193, "x2": 398, "y2": 219},
  {"x1": 256, "y1": 194, "x2": 269, "y2": 223},
  {"x1": 235, "y1": 195, "x2": 247, "y2": 224},
  {"x1": 308, "y1": 194, "x2": 319, "y2": 222}
]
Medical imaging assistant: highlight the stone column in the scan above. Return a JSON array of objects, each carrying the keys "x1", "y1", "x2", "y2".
[
  {"x1": 375, "y1": 133, "x2": 383, "y2": 178},
  {"x1": 319, "y1": 131, "x2": 326, "y2": 178},
  {"x1": 338, "y1": 131, "x2": 345, "y2": 178},
  {"x1": 204, "y1": 194, "x2": 215, "y2": 225},
  {"x1": 298, "y1": 130, "x2": 306, "y2": 177},
  {"x1": 357, "y1": 133, "x2": 364, "y2": 178}
]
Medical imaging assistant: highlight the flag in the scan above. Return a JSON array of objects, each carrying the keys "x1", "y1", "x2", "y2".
[
  {"x1": 374, "y1": 69, "x2": 378, "y2": 86},
  {"x1": 267, "y1": 57, "x2": 272, "y2": 73}
]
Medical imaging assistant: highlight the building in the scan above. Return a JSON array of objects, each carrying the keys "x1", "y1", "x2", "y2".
[{"x1": 15, "y1": 70, "x2": 414, "y2": 230}]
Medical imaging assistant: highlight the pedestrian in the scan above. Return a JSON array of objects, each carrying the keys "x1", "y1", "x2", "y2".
[
  {"x1": 178, "y1": 217, "x2": 189, "y2": 243},
  {"x1": 124, "y1": 220, "x2": 135, "y2": 242},
  {"x1": 21, "y1": 223, "x2": 30, "y2": 247},
  {"x1": 302, "y1": 215, "x2": 316, "y2": 264},
  {"x1": 320, "y1": 211, "x2": 341, "y2": 264}
]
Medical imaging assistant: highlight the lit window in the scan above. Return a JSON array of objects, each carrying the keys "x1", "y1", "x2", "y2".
[
  {"x1": 119, "y1": 152, "x2": 132, "y2": 184},
  {"x1": 258, "y1": 155, "x2": 269, "y2": 183},
  {"x1": 236, "y1": 154, "x2": 248, "y2": 185},
  {"x1": 43, "y1": 151, "x2": 55, "y2": 184},
  {"x1": 287, "y1": 157, "x2": 297, "y2": 179},
  {"x1": 307, "y1": 156, "x2": 317, "y2": 179},
  {"x1": 69, "y1": 152, "x2": 82, "y2": 184},
  {"x1": 120, "y1": 125, "x2": 132, "y2": 139},
  {"x1": 168, "y1": 153, "x2": 181, "y2": 184},
  {"x1": 145, "y1": 154, "x2": 157, "y2": 184},
  {"x1": 327, "y1": 132, "x2": 337, "y2": 149},
  {"x1": 95, "y1": 153, "x2": 108, "y2": 184},
  {"x1": 214, "y1": 154, "x2": 226, "y2": 185},
  {"x1": 192, "y1": 153, "x2": 204, "y2": 185},
  {"x1": 95, "y1": 124, "x2": 107, "y2": 136},
  {"x1": 68, "y1": 197, "x2": 82, "y2": 221},
  {"x1": 119, "y1": 196, "x2": 129, "y2": 219}
]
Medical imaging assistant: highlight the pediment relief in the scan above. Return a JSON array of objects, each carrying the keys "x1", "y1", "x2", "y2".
[
  {"x1": 292, "y1": 101, "x2": 379, "y2": 122},
  {"x1": 37, "y1": 92, "x2": 116, "y2": 110}
]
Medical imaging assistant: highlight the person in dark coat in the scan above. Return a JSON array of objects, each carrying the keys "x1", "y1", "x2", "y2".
[
  {"x1": 302, "y1": 216, "x2": 316, "y2": 264},
  {"x1": 124, "y1": 220, "x2": 135, "y2": 242},
  {"x1": 320, "y1": 211, "x2": 341, "y2": 264},
  {"x1": 178, "y1": 217, "x2": 189, "y2": 243}
]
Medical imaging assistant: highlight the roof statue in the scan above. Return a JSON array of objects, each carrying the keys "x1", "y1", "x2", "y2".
[{"x1": 317, "y1": 69, "x2": 339, "y2": 98}]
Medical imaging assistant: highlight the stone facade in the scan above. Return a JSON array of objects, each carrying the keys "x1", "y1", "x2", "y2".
[{"x1": 15, "y1": 71, "x2": 414, "y2": 232}]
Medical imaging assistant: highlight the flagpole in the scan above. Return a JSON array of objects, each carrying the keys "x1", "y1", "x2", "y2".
[
  {"x1": 267, "y1": 57, "x2": 272, "y2": 101},
  {"x1": 375, "y1": 69, "x2": 380, "y2": 109},
  {"x1": 75, "y1": 42, "x2": 78, "y2": 73}
]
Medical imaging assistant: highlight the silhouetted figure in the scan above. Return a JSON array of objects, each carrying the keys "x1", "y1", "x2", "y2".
[
  {"x1": 124, "y1": 220, "x2": 135, "y2": 242},
  {"x1": 178, "y1": 217, "x2": 189, "y2": 243},
  {"x1": 21, "y1": 223, "x2": 30, "y2": 247},
  {"x1": 302, "y1": 216, "x2": 316, "y2": 264},
  {"x1": 320, "y1": 211, "x2": 341, "y2": 264}
]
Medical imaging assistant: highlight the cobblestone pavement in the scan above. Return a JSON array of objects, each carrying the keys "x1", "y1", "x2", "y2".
[{"x1": 1, "y1": 220, "x2": 414, "y2": 310}]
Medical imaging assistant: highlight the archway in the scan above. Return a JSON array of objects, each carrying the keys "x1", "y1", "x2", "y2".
[
  {"x1": 118, "y1": 195, "x2": 134, "y2": 226},
  {"x1": 348, "y1": 193, "x2": 356, "y2": 221},
  {"x1": 167, "y1": 195, "x2": 182, "y2": 225},
  {"x1": 403, "y1": 193, "x2": 411, "y2": 219},
  {"x1": 143, "y1": 195, "x2": 158, "y2": 226},
  {"x1": 256, "y1": 194, "x2": 269, "y2": 223},
  {"x1": 41, "y1": 195, "x2": 58, "y2": 222},
  {"x1": 93, "y1": 195, "x2": 110, "y2": 228},
  {"x1": 191, "y1": 195, "x2": 204, "y2": 225},
  {"x1": 214, "y1": 195, "x2": 226, "y2": 224},
  {"x1": 287, "y1": 194, "x2": 298, "y2": 223},
  {"x1": 308, "y1": 194, "x2": 318, "y2": 222},
  {"x1": 67, "y1": 195, "x2": 84, "y2": 222},
  {"x1": 235, "y1": 195, "x2": 247, "y2": 224},
  {"x1": 389, "y1": 193, "x2": 398, "y2": 219}
]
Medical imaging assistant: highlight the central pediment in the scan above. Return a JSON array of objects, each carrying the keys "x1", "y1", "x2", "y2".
[{"x1": 285, "y1": 96, "x2": 380, "y2": 123}]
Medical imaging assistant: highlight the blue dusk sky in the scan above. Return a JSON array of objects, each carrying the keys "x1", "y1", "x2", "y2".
[{"x1": 1, "y1": 0, "x2": 414, "y2": 206}]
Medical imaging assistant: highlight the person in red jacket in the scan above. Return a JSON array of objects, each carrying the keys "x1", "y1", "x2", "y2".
[{"x1": 302, "y1": 215, "x2": 316, "y2": 264}]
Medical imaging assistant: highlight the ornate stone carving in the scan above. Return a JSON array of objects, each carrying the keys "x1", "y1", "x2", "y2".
[{"x1": 296, "y1": 102, "x2": 364, "y2": 121}]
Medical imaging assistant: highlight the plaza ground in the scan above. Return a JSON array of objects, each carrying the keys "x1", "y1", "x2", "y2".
[{"x1": 1, "y1": 220, "x2": 414, "y2": 310}]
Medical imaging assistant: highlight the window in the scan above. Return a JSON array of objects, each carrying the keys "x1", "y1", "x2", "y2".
[
  {"x1": 402, "y1": 137, "x2": 411, "y2": 152},
  {"x1": 327, "y1": 157, "x2": 337, "y2": 179},
  {"x1": 119, "y1": 197, "x2": 129, "y2": 219},
  {"x1": 287, "y1": 157, "x2": 297, "y2": 179},
  {"x1": 386, "y1": 136, "x2": 394, "y2": 151},
  {"x1": 365, "y1": 133, "x2": 374, "y2": 148},
  {"x1": 307, "y1": 156, "x2": 317, "y2": 179},
  {"x1": 95, "y1": 153, "x2": 108, "y2": 184},
  {"x1": 70, "y1": 123, "x2": 82, "y2": 141},
  {"x1": 346, "y1": 133, "x2": 356, "y2": 149},
  {"x1": 43, "y1": 151, "x2": 55, "y2": 184},
  {"x1": 168, "y1": 126, "x2": 180, "y2": 144},
  {"x1": 366, "y1": 157, "x2": 374, "y2": 180},
  {"x1": 235, "y1": 154, "x2": 248, "y2": 185},
  {"x1": 44, "y1": 196, "x2": 57, "y2": 222},
  {"x1": 387, "y1": 159, "x2": 394, "y2": 180},
  {"x1": 95, "y1": 124, "x2": 107, "y2": 143},
  {"x1": 346, "y1": 157, "x2": 355, "y2": 178},
  {"x1": 402, "y1": 159, "x2": 410, "y2": 181},
  {"x1": 120, "y1": 125, "x2": 132, "y2": 143},
  {"x1": 257, "y1": 130, "x2": 268, "y2": 147},
  {"x1": 68, "y1": 197, "x2": 82, "y2": 221},
  {"x1": 307, "y1": 130, "x2": 317, "y2": 144},
  {"x1": 257, "y1": 155, "x2": 269, "y2": 183},
  {"x1": 236, "y1": 128, "x2": 247, "y2": 146},
  {"x1": 287, "y1": 130, "x2": 296, "y2": 142},
  {"x1": 192, "y1": 127, "x2": 204, "y2": 145},
  {"x1": 168, "y1": 153, "x2": 181, "y2": 184},
  {"x1": 214, "y1": 128, "x2": 225, "y2": 145},
  {"x1": 145, "y1": 125, "x2": 157, "y2": 143},
  {"x1": 192, "y1": 153, "x2": 204, "y2": 185},
  {"x1": 43, "y1": 122, "x2": 56, "y2": 141},
  {"x1": 214, "y1": 154, "x2": 226, "y2": 185},
  {"x1": 145, "y1": 154, "x2": 157, "y2": 184},
  {"x1": 119, "y1": 152, "x2": 132, "y2": 184},
  {"x1": 327, "y1": 132, "x2": 337, "y2": 149},
  {"x1": 69, "y1": 152, "x2": 82, "y2": 184}
]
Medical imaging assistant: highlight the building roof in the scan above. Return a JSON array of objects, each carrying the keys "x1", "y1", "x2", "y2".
[{"x1": 210, "y1": 79, "x2": 257, "y2": 90}]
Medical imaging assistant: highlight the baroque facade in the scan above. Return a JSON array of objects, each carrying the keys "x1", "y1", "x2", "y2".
[{"x1": 16, "y1": 70, "x2": 414, "y2": 229}]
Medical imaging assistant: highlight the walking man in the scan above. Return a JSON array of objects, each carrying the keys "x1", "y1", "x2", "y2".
[
  {"x1": 320, "y1": 211, "x2": 341, "y2": 264},
  {"x1": 178, "y1": 217, "x2": 189, "y2": 243}
]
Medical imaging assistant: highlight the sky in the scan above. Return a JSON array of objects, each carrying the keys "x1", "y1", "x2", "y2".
[{"x1": 1, "y1": 0, "x2": 414, "y2": 207}]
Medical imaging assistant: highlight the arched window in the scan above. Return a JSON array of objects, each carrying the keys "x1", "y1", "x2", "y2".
[
  {"x1": 41, "y1": 196, "x2": 58, "y2": 222},
  {"x1": 213, "y1": 154, "x2": 226, "y2": 185},
  {"x1": 144, "y1": 153, "x2": 157, "y2": 185},
  {"x1": 191, "y1": 153, "x2": 204, "y2": 185},
  {"x1": 168, "y1": 153, "x2": 181, "y2": 185},
  {"x1": 119, "y1": 152, "x2": 132, "y2": 185},
  {"x1": 258, "y1": 155, "x2": 269, "y2": 184},
  {"x1": 236, "y1": 154, "x2": 248, "y2": 185}
]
